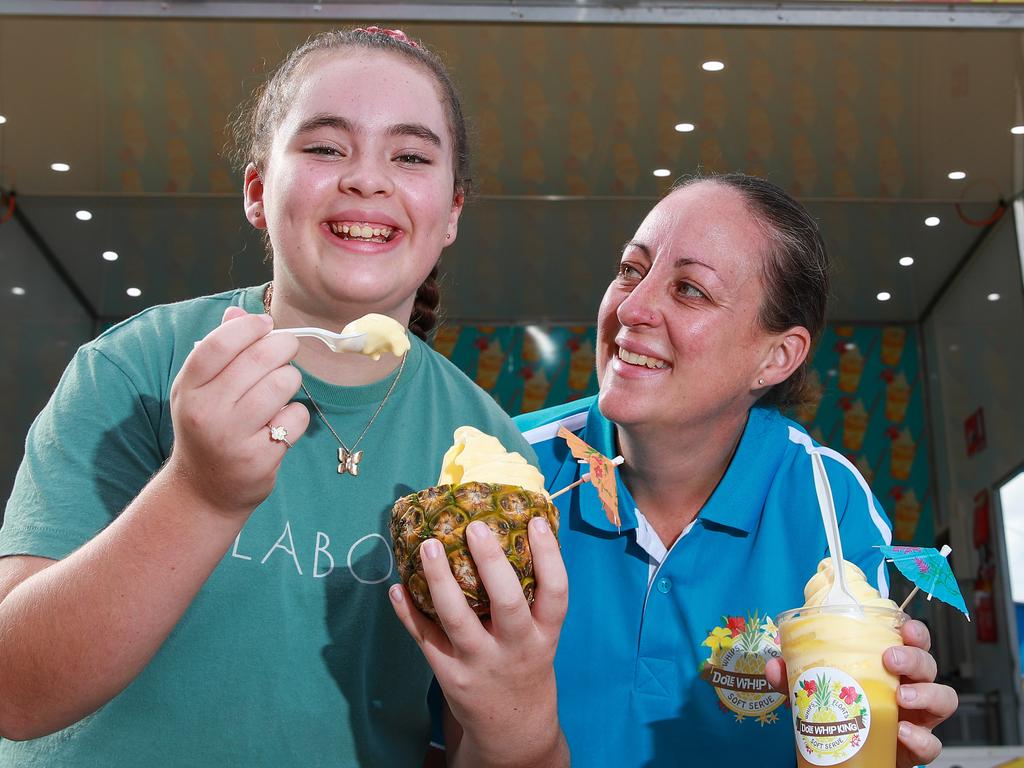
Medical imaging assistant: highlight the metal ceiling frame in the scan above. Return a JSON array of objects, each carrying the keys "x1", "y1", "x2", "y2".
[
  {"x1": 2, "y1": 0, "x2": 1024, "y2": 29},
  {"x1": 1, "y1": 188, "x2": 99, "y2": 322}
]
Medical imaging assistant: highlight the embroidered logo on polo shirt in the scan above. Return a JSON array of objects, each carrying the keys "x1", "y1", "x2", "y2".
[{"x1": 699, "y1": 611, "x2": 785, "y2": 725}]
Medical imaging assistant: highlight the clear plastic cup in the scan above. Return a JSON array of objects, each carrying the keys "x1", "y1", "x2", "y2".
[{"x1": 776, "y1": 604, "x2": 907, "y2": 767}]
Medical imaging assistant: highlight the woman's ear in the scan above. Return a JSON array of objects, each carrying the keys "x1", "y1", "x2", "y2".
[
  {"x1": 755, "y1": 326, "x2": 811, "y2": 389},
  {"x1": 243, "y1": 163, "x2": 267, "y2": 230}
]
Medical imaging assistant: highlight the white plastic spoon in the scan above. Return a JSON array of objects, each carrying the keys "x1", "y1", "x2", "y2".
[
  {"x1": 267, "y1": 327, "x2": 366, "y2": 353},
  {"x1": 811, "y1": 451, "x2": 861, "y2": 607}
]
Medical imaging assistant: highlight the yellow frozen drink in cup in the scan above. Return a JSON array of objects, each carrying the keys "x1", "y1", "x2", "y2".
[{"x1": 777, "y1": 559, "x2": 907, "y2": 767}]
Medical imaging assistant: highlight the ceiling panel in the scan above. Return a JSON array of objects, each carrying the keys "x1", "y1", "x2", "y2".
[
  {"x1": 0, "y1": 16, "x2": 1019, "y2": 325},
  {"x1": 16, "y1": 194, "x2": 991, "y2": 322}
]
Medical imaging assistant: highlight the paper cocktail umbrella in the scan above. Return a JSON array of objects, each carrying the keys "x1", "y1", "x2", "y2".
[
  {"x1": 552, "y1": 427, "x2": 624, "y2": 529},
  {"x1": 880, "y1": 544, "x2": 970, "y2": 620}
]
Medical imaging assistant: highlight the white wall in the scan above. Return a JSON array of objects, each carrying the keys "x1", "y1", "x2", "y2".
[{"x1": 923, "y1": 210, "x2": 1024, "y2": 745}]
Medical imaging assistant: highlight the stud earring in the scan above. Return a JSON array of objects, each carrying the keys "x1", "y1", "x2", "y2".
[
  {"x1": 445, "y1": 232, "x2": 452, "y2": 240},
  {"x1": 758, "y1": 377, "x2": 765, "y2": 386}
]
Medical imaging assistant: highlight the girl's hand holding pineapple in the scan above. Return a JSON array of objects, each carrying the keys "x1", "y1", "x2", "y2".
[
  {"x1": 390, "y1": 516, "x2": 567, "y2": 768},
  {"x1": 389, "y1": 427, "x2": 570, "y2": 768}
]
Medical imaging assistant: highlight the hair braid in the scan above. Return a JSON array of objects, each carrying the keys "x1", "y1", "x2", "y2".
[{"x1": 408, "y1": 264, "x2": 441, "y2": 341}]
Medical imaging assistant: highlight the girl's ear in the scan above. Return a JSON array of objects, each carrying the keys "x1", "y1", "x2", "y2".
[
  {"x1": 443, "y1": 189, "x2": 465, "y2": 248},
  {"x1": 243, "y1": 163, "x2": 267, "y2": 230}
]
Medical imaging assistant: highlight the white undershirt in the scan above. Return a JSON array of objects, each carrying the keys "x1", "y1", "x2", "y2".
[{"x1": 634, "y1": 507, "x2": 697, "y2": 590}]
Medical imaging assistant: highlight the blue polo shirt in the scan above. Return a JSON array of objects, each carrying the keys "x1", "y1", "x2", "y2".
[{"x1": 515, "y1": 396, "x2": 893, "y2": 767}]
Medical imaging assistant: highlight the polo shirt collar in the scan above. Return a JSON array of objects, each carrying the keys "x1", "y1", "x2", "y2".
[
  {"x1": 698, "y1": 406, "x2": 787, "y2": 533},
  {"x1": 574, "y1": 402, "x2": 786, "y2": 536}
]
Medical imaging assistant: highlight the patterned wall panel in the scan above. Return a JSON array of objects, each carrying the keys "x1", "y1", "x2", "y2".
[{"x1": 432, "y1": 321, "x2": 931, "y2": 545}]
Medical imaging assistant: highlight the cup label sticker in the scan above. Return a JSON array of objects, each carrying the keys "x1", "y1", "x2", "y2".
[{"x1": 791, "y1": 667, "x2": 869, "y2": 765}]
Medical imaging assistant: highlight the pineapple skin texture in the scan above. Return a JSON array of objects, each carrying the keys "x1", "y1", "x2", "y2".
[{"x1": 390, "y1": 482, "x2": 560, "y2": 620}]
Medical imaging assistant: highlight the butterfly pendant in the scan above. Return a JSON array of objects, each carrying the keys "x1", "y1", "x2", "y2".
[{"x1": 338, "y1": 447, "x2": 363, "y2": 476}]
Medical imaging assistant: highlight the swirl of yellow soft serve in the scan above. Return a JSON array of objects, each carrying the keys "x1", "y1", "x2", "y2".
[
  {"x1": 438, "y1": 426, "x2": 548, "y2": 496},
  {"x1": 341, "y1": 313, "x2": 411, "y2": 361},
  {"x1": 803, "y1": 558, "x2": 899, "y2": 609}
]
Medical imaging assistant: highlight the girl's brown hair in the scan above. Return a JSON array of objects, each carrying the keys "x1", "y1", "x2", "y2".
[{"x1": 230, "y1": 28, "x2": 471, "y2": 340}]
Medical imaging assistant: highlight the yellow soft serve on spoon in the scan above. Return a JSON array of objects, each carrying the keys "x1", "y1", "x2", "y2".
[{"x1": 341, "y1": 313, "x2": 410, "y2": 360}]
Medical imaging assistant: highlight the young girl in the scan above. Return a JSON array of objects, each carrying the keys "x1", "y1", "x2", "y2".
[{"x1": 0, "y1": 28, "x2": 564, "y2": 767}]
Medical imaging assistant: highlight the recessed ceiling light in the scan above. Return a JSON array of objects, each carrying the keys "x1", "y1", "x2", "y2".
[
  {"x1": 126, "y1": 287, "x2": 142, "y2": 298},
  {"x1": 924, "y1": 216, "x2": 940, "y2": 227},
  {"x1": 674, "y1": 122, "x2": 695, "y2": 133},
  {"x1": 102, "y1": 250, "x2": 119, "y2": 262},
  {"x1": 1012, "y1": 126, "x2": 1024, "y2": 135},
  {"x1": 11, "y1": 286, "x2": 25, "y2": 296},
  {"x1": 75, "y1": 210, "x2": 92, "y2": 221},
  {"x1": 899, "y1": 256, "x2": 915, "y2": 267},
  {"x1": 0, "y1": 115, "x2": 7, "y2": 125},
  {"x1": 653, "y1": 168, "x2": 672, "y2": 178},
  {"x1": 876, "y1": 291, "x2": 892, "y2": 302},
  {"x1": 702, "y1": 60, "x2": 725, "y2": 72},
  {"x1": 947, "y1": 171, "x2": 966, "y2": 180},
  {"x1": 50, "y1": 162, "x2": 70, "y2": 172},
  {"x1": 988, "y1": 293, "x2": 1001, "y2": 301}
]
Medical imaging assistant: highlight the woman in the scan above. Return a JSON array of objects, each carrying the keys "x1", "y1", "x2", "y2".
[
  {"x1": 0, "y1": 28, "x2": 564, "y2": 767},
  {"x1": 399, "y1": 174, "x2": 956, "y2": 767}
]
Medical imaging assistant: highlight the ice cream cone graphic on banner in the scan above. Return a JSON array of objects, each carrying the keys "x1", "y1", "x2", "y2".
[
  {"x1": 432, "y1": 325, "x2": 461, "y2": 359},
  {"x1": 794, "y1": 369, "x2": 823, "y2": 425},
  {"x1": 884, "y1": 371, "x2": 912, "y2": 423},
  {"x1": 890, "y1": 427, "x2": 917, "y2": 481},
  {"x1": 568, "y1": 338, "x2": 596, "y2": 391},
  {"x1": 842, "y1": 398, "x2": 869, "y2": 452},
  {"x1": 892, "y1": 488, "x2": 922, "y2": 542},
  {"x1": 838, "y1": 343, "x2": 864, "y2": 393},
  {"x1": 855, "y1": 455, "x2": 875, "y2": 486},
  {"x1": 881, "y1": 327, "x2": 907, "y2": 367},
  {"x1": 521, "y1": 333, "x2": 541, "y2": 365},
  {"x1": 521, "y1": 368, "x2": 551, "y2": 412},
  {"x1": 475, "y1": 337, "x2": 505, "y2": 391}
]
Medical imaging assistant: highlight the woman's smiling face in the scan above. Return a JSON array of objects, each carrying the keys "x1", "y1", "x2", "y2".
[{"x1": 596, "y1": 181, "x2": 779, "y2": 431}]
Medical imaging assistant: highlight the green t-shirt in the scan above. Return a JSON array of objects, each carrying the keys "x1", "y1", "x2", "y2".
[{"x1": 0, "y1": 285, "x2": 535, "y2": 767}]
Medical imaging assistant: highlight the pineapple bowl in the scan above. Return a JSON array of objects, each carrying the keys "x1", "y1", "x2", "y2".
[
  {"x1": 390, "y1": 482, "x2": 559, "y2": 619},
  {"x1": 388, "y1": 427, "x2": 559, "y2": 620}
]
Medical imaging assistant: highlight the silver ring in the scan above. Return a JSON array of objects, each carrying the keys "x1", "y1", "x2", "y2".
[{"x1": 269, "y1": 424, "x2": 293, "y2": 448}]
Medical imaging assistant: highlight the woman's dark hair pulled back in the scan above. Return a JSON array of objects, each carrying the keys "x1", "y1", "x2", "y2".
[{"x1": 674, "y1": 173, "x2": 830, "y2": 410}]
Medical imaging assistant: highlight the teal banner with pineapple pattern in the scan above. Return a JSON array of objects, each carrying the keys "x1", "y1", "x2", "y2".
[{"x1": 432, "y1": 322, "x2": 930, "y2": 546}]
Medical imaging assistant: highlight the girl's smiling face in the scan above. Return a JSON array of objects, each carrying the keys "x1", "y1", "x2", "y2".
[{"x1": 246, "y1": 49, "x2": 463, "y2": 325}]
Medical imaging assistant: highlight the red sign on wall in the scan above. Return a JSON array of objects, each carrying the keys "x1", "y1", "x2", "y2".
[{"x1": 964, "y1": 407, "x2": 986, "y2": 458}]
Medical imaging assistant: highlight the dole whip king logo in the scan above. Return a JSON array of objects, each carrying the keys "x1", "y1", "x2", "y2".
[
  {"x1": 792, "y1": 668, "x2": 870, "y2": 765},
  {"x1": 699, "y1": 611, "x2": 785, "y2": 725}
]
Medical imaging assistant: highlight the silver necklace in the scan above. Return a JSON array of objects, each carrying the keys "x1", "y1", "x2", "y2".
[
  {"x1": 264, "y1": 282, "x2": 408, "y2": 476},
  {"x1": 297, "y1": 354, "x2": 407, "y2": 476}
]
